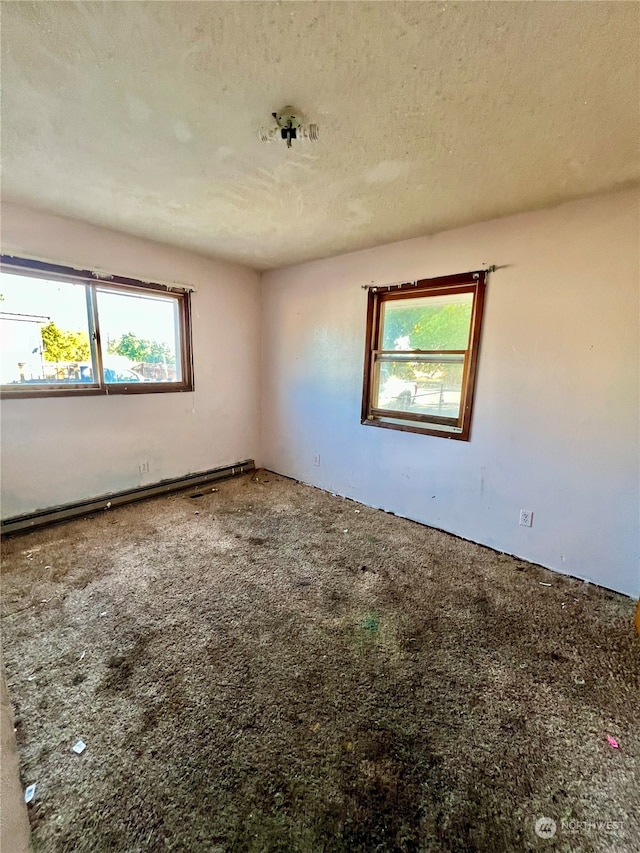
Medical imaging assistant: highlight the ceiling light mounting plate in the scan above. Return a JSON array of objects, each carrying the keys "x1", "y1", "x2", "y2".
[{"x1": 273, "y1": 106, "x2": 303, "y2": 131}]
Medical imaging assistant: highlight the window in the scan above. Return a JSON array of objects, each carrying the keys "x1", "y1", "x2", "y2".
[
  {"x1": 361, "y1": 270, "x2": 486, "y2": 440},
  {"x1": 0, "y1": 257, "x2": 193, "y2": 397}
]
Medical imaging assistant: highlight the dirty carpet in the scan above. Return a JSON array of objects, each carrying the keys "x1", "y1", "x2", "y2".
[{"x1": 1, "y1": 472, "x2": 638, "y2": 852}]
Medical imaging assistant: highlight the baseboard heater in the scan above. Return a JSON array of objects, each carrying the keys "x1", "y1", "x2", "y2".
[{"x1": 1, "y1": 459, "x2": 255, "y2": 536}]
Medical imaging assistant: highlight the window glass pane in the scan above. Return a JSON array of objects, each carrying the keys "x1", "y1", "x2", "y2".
[
  {"x1": 373, "y1": 358, "x2": 465, "y2": 420},
  {"x1": 0, "y1": 272, "x2": 94, "y2": 386},
  {"x1": 96, "y1": 289, "x2": 182, "y2": 383},
  {"x1": 380, "y1": 291, "x2": 473, "y2": 351}
]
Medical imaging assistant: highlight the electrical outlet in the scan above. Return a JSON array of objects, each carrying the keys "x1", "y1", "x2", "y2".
[
  {"x1": 139, "y1": 461, "x2": 150, "y2": 475},
  {"x1": 519, "y1": 509, "x2": 533, "y2": 527},
  {"x1": 313, "y1": 454, "x2": 321, "y2": 467}
]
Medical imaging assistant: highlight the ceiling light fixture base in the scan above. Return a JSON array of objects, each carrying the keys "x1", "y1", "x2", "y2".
[{"x1": 259, "y1": 105, "x2": 319, "y2": 148}]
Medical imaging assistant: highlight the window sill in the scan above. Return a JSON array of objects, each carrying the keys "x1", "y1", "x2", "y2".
[
  {"x1": 1, "y1": 383, "x2": 194, "y2": 399},
  {"x1": 361, "y1": 417, "x2": 470, "y2": 441}
]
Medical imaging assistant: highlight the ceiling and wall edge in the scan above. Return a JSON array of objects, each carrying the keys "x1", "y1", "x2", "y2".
[{"x1": 3, "y1": 180, "x2": 639, "y2": 281}]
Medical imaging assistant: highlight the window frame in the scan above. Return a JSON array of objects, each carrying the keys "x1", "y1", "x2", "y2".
[
  {"x1": 361, "y1": 270, "x2": 486, "y2": 441},
  {"x1": 0, "y1": 256, "x2": 194, "y2": 399}
]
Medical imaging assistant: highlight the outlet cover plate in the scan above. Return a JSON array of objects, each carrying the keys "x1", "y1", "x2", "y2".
[{"x1": 519, "y1": 509, "x2": 533, "y2": 527}]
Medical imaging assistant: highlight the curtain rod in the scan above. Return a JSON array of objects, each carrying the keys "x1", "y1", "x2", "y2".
[
  {"x1": 360, "y1": 265, "x2": 497, "y2": 291},
  {"x1": 0, "y1": 254, "x2": 195, "y2": 294}
]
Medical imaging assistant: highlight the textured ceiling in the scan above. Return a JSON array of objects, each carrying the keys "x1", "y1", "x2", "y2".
[{"x1": 2, "y1": 1, "x2": 639, "y2": 270}]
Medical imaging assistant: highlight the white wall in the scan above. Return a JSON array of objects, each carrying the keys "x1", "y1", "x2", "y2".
[
  {"x1": 1, "y1": 203, "x2": 261, "y2": 517},
  {"x1": 261, "y1": 188, "x2": 640, "y2": 598}
]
